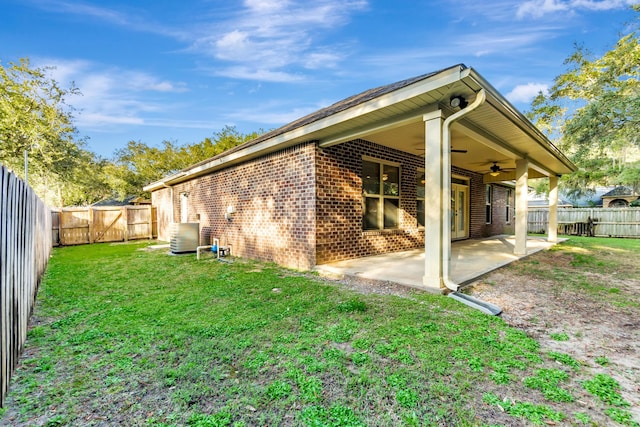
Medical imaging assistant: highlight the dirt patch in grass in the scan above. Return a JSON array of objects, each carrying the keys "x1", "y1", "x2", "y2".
[{"x1": 468, "y1": 238, "x2": 640, "y2": 424}]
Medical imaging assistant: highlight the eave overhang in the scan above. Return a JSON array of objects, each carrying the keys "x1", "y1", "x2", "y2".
[{"x1": 144, "y1": 64, "x2": 576, "y2": 192}]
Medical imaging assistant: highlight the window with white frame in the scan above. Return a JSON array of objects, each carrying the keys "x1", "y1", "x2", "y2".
[
  {"x1": 485, "y1": 185, "x2": 492, "y2": 224},
  {"x1": 362, "y1": 159, "x2": 400, "y2": 230},
  {"x1": 506, "y1": 188, "x2": 512, "y2": 223},
  {"x1": 416, "y1": 169, "x2": 425, "y2": 227}
]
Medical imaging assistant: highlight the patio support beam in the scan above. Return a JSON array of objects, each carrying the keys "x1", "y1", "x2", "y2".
[
  {"x1": 515, "y1": 158, "x2": 529, "y2": 255},
  {"x1": 422, "y1": 110, "x2": 445, "y2": 289},
  {"x1": 548, "y1": 175, "x2": 559, "y2": 242}
]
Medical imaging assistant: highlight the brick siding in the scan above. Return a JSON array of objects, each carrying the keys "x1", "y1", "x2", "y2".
[
  {"x1": 154, "y1": 142, "x2": 317, "y2": 270},
  {"x1": 152, "y1": 139, "x2": 513, "y2": 269},
  {"x1": 477, "y1": 183, "x2": 515, "y2": 237}
]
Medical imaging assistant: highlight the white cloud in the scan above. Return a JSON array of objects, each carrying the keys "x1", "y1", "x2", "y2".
[
  {"x1": 34, "y1": 58, "x2": 189, "y2": 129},
  {"x1": 505, "y1": 83, "x2": 549, "y2": 103},
  {"x1": 516, "y1": 0, "x2": 636, "y2": 19},
  {"x1": 225, "y1": 100, "x2": 328, "y2": 125},
  {"x1": 212, "y1": 66, "x2": 304, "y2": 83},
  {"x1": 29, "y1": 0, "x2": 188, "y2": 39},
  {"x1": 190, "y1": 0, "x2": 368, "y2": 81},
  {"x1": 244, "y1": 0, "x2": 290, "y2": 13}
]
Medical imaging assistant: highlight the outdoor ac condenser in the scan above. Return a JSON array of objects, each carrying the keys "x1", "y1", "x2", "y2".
[{"x1": 169, "y1": 222, "x2": 199, "y2": 253}]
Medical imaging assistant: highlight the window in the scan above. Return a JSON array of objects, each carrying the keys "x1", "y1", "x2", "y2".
[
  {"x1": 416, "y1": 169, "x2": 425, "y2": 227},
  {"x1": 362, "y1": 159, "x2": 400, "y2": 230},
  {"x1": 506, "y1": 188, "x2": 512, "y2": 223},
  {"x1": 485, "y1": 185, "x2": 492, "y2": 224}
]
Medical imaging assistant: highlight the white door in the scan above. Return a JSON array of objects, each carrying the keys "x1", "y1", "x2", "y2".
[
  {"x1": 451, "y1": 183, "x2": 469, "y2": 240},
  {"x1": 180, "y1": 193, "x2": 188, "y2": 223}
]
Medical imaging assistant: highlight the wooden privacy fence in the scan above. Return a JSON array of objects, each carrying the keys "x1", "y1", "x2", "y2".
[
  {"x1": 528, "y1": 207, "x2": 640, "y2": 238},
  {"x1": 52, "y1": 205, "x2": 157, "y2": 246},
  {"x1": 0, "y1": 165, "x2": 52, "y2": 406}
]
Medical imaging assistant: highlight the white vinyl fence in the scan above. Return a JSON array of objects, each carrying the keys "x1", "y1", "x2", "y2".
[{"x1": 528, "y1": 207, "x2": 640, "y2": 238}]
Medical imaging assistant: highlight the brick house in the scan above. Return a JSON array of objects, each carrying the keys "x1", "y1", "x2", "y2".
[{"x1": 145, "y1": 64, "x2": 576, "y2": 291}]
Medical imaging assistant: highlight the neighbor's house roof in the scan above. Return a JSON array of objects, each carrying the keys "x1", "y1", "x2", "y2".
[
  {"x1": 528, "y1": 191, "x2": 573, "y2": 208},
  {"x1": 145, "y1": 64, "x2": 576, "y2": 192},
  {"x1": 92, "y1": 196, "x2": 151, "y2": 206},
  {"x1": 601, "y1": 186, "x2": 636, "y2": 198}
]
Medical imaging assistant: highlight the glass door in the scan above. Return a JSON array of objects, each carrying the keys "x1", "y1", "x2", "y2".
[{"x1": 450, "y1": 183, "x2": 469, "y2": 240}]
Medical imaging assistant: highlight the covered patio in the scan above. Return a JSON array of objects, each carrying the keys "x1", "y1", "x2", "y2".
[
  {"x1": 316, "y1": 65, "x2": 576, "y2": 291},
  {"x1": 315, "y1": 235, "x2": 564, "y2": 293}
]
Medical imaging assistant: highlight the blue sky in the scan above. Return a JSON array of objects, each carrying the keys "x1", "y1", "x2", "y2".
[{"x1": 2, "y1": 0, "x2": 637, "y2": 158}]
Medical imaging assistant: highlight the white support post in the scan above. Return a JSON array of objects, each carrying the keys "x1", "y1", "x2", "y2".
[
  {"x1": 422, "y1": 110, "x2": 445, "y2": 288},
  {"x1": 548, "y1": 175, "x2": 558, "y2": 243},
  {"x1": 514, "y1": 158, "x2": 529, "y2": 255}
]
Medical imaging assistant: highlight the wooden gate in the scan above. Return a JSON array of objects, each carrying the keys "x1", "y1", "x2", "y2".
[{"x1": 55, "y1": 206, "x2": 157, "y2": 246}]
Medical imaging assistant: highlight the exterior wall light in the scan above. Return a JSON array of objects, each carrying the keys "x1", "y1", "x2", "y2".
[
  {"x1": 224, "y1": 205, "x2": 235, "y2": 221},
  {"x1": 450, "y1": 95, "x2": 468, "y2": 109}
]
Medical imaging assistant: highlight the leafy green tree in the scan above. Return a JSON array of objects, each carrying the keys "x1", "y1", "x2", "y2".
[
  {"x1": 616, "y1": 161, "x2": 640, "y2": 193},
  {"x1": 106, "y1": 126, "x2": 262, "y2": 199},
  {"x1": 1, "y1": 58, "x2": 76, "y2": 176},
  {"x1": 528, "y1": 6, "x2": 640, "y2": 195},
  {"x1": 0, "y1": 57, "x2": 108, "y2": 205}
]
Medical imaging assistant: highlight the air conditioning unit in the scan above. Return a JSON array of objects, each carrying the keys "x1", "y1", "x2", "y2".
[{"x1": 169, "y1": 222, "x2": 199, "y2": 253}]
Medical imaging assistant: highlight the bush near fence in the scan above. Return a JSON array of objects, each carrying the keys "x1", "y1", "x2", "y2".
[
  {"x1": 0, "y1": 165, "x2": 51, "y2": 406},
  {"x1": 528, "y1": 207, "x2": 640, "y2": 238}
]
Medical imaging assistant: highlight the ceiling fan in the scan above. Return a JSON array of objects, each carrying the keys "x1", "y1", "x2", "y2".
[{"x1": 486, "y1": 161, "x2": 514, "y2": 177}]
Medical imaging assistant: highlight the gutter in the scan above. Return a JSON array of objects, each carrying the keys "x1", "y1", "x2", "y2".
[
  {"x1": 441, "y1": 88, "x2": 486, "y2": 292},
  {"x1": 466, "y1": 69, "x2": 577, "y2": 173}
]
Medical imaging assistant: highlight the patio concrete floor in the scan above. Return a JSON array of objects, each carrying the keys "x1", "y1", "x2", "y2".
[{"x1": 314, "y1": 235, "x2": 564, "y2": 293}]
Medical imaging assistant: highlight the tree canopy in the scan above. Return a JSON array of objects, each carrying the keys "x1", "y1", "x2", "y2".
[
  {"x1": 528, "y1": 5, "x2": 640, "y2": 196},
  {"x1": 1, "y1": 57, "x2": 261, "y2": 205},
  {"x1": 103, "y1": 126, "x2": 261, "y2": 200},
  {"x1": 0, "y1": 58, "x2": 104, "y2": 204}
]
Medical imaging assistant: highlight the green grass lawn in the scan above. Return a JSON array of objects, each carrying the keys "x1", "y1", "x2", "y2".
[{"x1": 2, "y1": 239, "x2": 638, "y2": 426}]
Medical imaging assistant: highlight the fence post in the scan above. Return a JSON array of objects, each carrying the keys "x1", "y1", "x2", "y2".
[
  {"x1": 122, "y1": 206, "x2": 128, "y2": 242},
  {"x1": 147, "y1": 205, "x2": 153, "y2": 239},
  {"x1": 88, "y1": 208, "x2": 94, "y2": 244}
]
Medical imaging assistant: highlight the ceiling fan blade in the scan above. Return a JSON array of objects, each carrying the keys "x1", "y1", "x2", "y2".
[{"x1": 451, "y1": 149, "x2": 467, "y2": 153}]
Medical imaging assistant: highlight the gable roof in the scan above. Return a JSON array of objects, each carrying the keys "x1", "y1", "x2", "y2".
[
  {"x1": 145, "y1": 64, "x2": 576, "y2": 191},
  {"x1": 178, "y1": 67, "x2": 450, "y2": 173},
  {"x1": 601, "y1": 186, "x2": 636, "y2": 198}
]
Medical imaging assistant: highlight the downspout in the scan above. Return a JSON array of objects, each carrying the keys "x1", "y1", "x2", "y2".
[{"x1": 441, "y1": 88, "x2": 486, "y2": 291}]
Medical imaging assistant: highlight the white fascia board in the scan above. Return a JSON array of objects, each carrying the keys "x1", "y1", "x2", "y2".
[
  {"x1": 319, "y1": 104, "x2": 440, "y2": 148},
  {"x1": 314, "y1": 66, "x2": 466, "y2": 135},
  {"x1": 466, "y1": 69, "x2": 576, "y2": 173},
  {"x1": 143, "y1": 172, "x2": 186, "y2": 191},
  {"x1": 145, "y1": 66, "x2": 468, "y2": 192}
]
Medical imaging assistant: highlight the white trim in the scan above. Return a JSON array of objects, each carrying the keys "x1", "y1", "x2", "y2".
[
  {"x1": 416, "y1": 168, "x2": 426, "y2": 229},
  {"x1": 362, "y1": 158, "x2": 401, "y2": 231},
  {"x1": 485, "y1": 184, "x2": 493, "y2": 224},
  {"x1": 145, "y1": 66, "x2": 468, "y2": 192},
  {"x1": 362, "y1": 155, "x2": 401, "y2": 167}
]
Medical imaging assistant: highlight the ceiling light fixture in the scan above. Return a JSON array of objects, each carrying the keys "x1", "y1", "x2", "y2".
[
  {"x1": 489, "y1": 163, "x2": 501, "y2": 177},
  {"x1": 450, "y1": 95, "x2": 468, "y2": 109}
]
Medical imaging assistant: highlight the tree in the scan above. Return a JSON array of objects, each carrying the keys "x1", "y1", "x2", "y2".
[
  {"x1": 528, "y1": 6, "x2": 640, "y2": 194},
  {"x1": 0, "y1": 57, "x2": 107, "y2": 205},
  {"x1": 105, "y1": 126, "x2": 262, "y2": 199}
]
